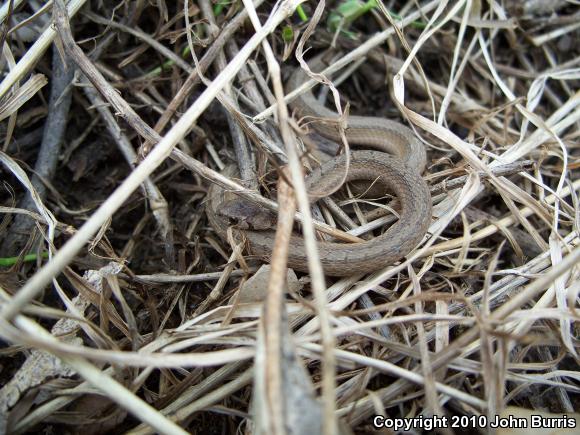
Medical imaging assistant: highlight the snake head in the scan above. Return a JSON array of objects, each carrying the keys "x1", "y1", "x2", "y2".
[{"x1": 217, "y1": 199, "x2": 276, "y2": 231}]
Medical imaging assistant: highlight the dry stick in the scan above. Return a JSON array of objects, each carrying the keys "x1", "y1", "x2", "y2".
[
  {"x1": 248, "y1": 59, "x2": 277, "y2": 106},
  {"x1": 225, "y1": 39, "x2": 282, "y2": 145},
  {"x1": 537, "y1": 347, "x2": 575, "y2": 413},
  {"x1": 429, "y1": 160, "x2": 535, "y2": 196},
  {"x1": 214, "y1": 92, "x2": 287, "y2": 160},
  {"x1": 322, "y1": 197, "x2": 358, "y2": 230},
  {"x1": 198, "y1": 0, "x2": 257, "y2": 190},
  {"x1": 481, "y1": 245, "x2": 503, "y2": 419},
  {"x1": 357, "y1": 293, "x2": 393, "y2": 339},
  {"x1": 245, "y1": 1, "x2": 338, "y2": 433},
  {"x1": 6, "y1": 0, "x2": 53, "y2": 40},
  {"x1": 263, "y1": 168, "x2": 296, "y2": 435},
  {"x1": 408, "y1": 264, "x2": 448, "y2": 426},
  {"x1": 217, "y1": 91, "x2": 258, "y2": 189},
  {"x1": 226, "y1": 42, "x2": 267, "y2": 111},
  {"x1": 1, "y1": 0, "x2": 307, "y2": 320},
  {"x1": 133, "y1": 268, "x2": 256, "y2": 283},
  {"x1": 1, "y1": 45, "x2": 74, "y2": 254},
  {"x1": 0, "y1": 0, "x2": 15, "y2": 54}
]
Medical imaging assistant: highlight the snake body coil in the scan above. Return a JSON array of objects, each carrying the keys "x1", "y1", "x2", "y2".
[{"x1": 207, "y1": 54, "x2": 432, "y2": 276}]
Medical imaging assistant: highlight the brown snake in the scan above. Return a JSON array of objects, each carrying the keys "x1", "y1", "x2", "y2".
[{"x1": 207, "y1": 54, "x2": 432, "y2": 276}]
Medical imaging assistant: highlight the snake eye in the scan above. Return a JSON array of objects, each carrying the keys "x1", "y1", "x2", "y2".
[{"x1": 220, "y1": 214, "x2": 238, "y2": 226}]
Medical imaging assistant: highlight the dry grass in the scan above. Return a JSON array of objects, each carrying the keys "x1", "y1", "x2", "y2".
[{"x1": 0, "y1": 0, "x2": 578, "y2": 434}]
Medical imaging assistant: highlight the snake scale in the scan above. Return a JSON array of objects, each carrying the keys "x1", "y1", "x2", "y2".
[{"x1": 207, "y1": 54, "x2": 432, "y2": 276}]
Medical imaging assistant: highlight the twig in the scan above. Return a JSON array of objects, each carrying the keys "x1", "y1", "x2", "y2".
[
  {"x1": 1, "y1": 46, "x2": 74, "y2": 254},
  {"x1": 263, "y1": 167, "x2": 295, "y2": 434},
  {"x1": 460, "y1": 206, "x2": 542, "y2": 258},
  {"x1": 199, "y1": 0, "x2": 257, "y2": 190},
  {"x1": 0, "y1": 0, "x2": 15, "y2": 55},
  {"x1": 430, "y1": 160, "x2": 536, "y2": 196},
  {"x1": 133, "y1": 268, "x2": 257, "y2": 283},
  {"x1": 243, "y1": 1, "x2": 338, "y2": 434},
  {"x1": 158, "y1": 369, "x2": 254, "y2": 434}
]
